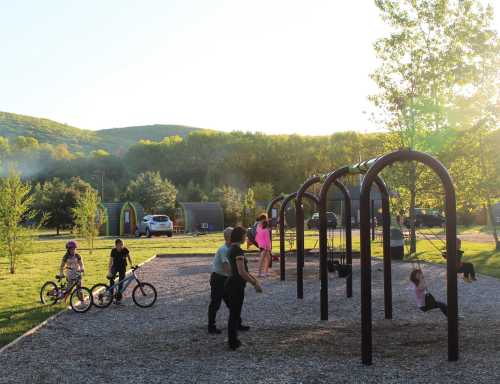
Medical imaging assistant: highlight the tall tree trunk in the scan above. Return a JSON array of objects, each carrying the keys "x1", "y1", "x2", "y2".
[
  {"x1": 9, "y1": 247, "x2": 15, "y2": 274},
  {"x1": 486, "y1": 201, "x2": 500, "y2": 251},
  {"x1": 409, "y1": 163, "x2": 417, "y2": 255}
]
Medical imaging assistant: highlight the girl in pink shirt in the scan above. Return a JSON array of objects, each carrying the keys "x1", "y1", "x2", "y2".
[
  {"x1": 409, "y1": 269, "x2": 447, "y2": 317},
  {"x1": 256, "y1": 214, "x2": 272, "y2": 277}
]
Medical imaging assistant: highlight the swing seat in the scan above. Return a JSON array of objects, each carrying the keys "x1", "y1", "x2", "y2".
[
  {"x1": 327, "y1": 259, "x2": 336, "y2": 273},
  {"x1": 327, "y1": 260, "x2": 352, "y2": 278}
]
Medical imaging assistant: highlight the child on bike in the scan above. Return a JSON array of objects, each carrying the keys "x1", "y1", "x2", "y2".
[
  {"x1": 107, "y1": 238, "x2": 133, "y2": 304},
  {"x1": 58, "y1": 240, "x2": 84, "y2": 290}
]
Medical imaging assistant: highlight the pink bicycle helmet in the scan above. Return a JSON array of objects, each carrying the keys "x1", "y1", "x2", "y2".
[{"x1": 66, "y1": 240, "x2": 78, "y2": 250}]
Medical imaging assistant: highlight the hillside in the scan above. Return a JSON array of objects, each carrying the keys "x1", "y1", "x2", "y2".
[
  {"x1": 0, "y1": 111, "x2": 200, "y2": 153},
  {"x1": 0, "y1": 111, "x2": 98, "y2": 151},
  {"x1": 95, "y1": 124, "x2": 201, "y2": 153}
]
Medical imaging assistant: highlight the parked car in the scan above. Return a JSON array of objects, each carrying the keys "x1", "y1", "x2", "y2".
[
  {"x1": 307, "y1": 212, "x2": 338, "y2": 229},
  {"x1": 404, "y1": 208, "x2": 444, "y2": 228},
  {"x1": 136, "y1": 215, "x2": 173, "y2": 237}
]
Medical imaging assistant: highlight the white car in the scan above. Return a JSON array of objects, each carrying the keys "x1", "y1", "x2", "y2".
[{"x1": 136, "y1": 215, "x2": 173, "y2": 238}]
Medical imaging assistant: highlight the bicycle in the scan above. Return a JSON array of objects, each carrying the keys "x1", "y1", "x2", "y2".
[
  {"x1": 91, "y1": 265, "x2": 157, "y2": 308},
  {"x1": 40, "y1": 272, "x2": 93, "y2": 313}
]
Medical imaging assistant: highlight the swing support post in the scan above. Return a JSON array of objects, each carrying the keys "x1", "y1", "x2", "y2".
[
  {"x1": 278, "y1": 192, "x2": 318, "y2": 282},
  {"x1": 358, "y1": 149, "x2": 458, "y2": 366},
  {"x1": 296, "y1": 175, "x2": 323, "y2": 299}
]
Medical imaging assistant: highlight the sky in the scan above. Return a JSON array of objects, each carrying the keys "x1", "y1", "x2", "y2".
[{"x1": 1, "y1": 1, "x2": 499, "y2": 135}]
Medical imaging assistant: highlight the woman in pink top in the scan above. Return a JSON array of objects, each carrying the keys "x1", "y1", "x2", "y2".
[
  {"x1": 409, "y1": 269, "x2": 447, "y2": 317},
  {"x1": 255, "y1": 214, "x2": 272, "y2": 277}
]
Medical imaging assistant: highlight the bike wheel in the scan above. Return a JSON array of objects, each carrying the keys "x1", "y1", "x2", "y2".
[
  {"x1": 132, "y1": 283, "x2": 157, "y2": 308},
  {"x1": 91, "y1": 284, "x2": 113, "y2": 308},
  {"x1": 40, "y1": 281, "x2": 59, "y2": 305},
  {"x1": 70, "y1": 287, "x2": 93, "y2": 313}
]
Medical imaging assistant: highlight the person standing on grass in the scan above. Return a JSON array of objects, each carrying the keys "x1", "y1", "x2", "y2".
[
  {"x1": 456, "y1": 237, "x2": 477, "y2": 282},
  {"x1": 255, "y1": 213, "x2": 272, "y2": 277},
  {"x1": 208, "y1": 227, "x2": 233, "y2": 334},
  {"x1": 107, "y1": 238, "x2": 133, "y2": 305},
  {"x1": 224, "y1": 226, "x2": 263, "y2": 350}
]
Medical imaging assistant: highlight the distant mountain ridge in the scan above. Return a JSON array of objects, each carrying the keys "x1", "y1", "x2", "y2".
[{"x1": 0, "y1": 111, "x2": 201, "y2": 153}]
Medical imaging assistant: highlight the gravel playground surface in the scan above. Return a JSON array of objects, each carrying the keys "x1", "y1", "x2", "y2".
[{"x1": 1, "y1": 254, "x2": 500, "y2": 384}]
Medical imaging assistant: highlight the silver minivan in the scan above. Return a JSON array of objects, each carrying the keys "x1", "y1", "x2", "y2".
[{"x1": 136, "y1": 215, "x2": 173, "y2": 238}]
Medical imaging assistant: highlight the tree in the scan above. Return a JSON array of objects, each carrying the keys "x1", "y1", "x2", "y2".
[
  {"x1": 242, "y1": 188, "x2": 256, "y2": 227},
  {"x1": 370, "y1": 0, "x2": 497, "y2": 253},
  {"x1": 0, "y1": 168, "x2": 37, "y2": 273},
  {"x1": 178, "y1": 180, "x2": 208, "y2": 202},
  {"x1": 251, "y1": 182, "x2": 274, "y2": 202},
  {"x1": 125, "y1": 171, "x2": 177, "y2": 214},
  {"x1": 32, "y1": 177, "x2": 93, "y2": 234},
  {"x1": 73, "y1": 188, "x2": 104, "y2": 254},
  {"x1": 446, "y1": 5, "x2": 500, "y2": 249},
  {"x1": 212, "y1": 186, "x2": 242, "y2": 226}
]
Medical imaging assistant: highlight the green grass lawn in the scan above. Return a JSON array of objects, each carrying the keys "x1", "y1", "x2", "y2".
[
  {"x1": 0, "y1": 232, "x2": 227, "y2": 347},
  {"x1": 0, "y1": 230, "x2": 498, "y2": 348}
]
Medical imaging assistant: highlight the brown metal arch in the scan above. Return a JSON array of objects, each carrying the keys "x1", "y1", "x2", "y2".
[
  {"x1": 318, "y1": 167, "x2": 391, "y2": 321},
  {"x1": 278, "y1": 191, "x2": 319, "y2": 281},
  {"x1": 359, "y1": 149, "x2": 457, "y2": 365}
]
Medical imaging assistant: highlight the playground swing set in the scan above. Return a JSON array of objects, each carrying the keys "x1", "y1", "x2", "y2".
[{"x1": 265, "y1": 149, "x2": 460, "y2": 366}]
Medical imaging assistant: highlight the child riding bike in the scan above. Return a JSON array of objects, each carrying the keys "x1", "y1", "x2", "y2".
[
  {"x1": 107, "y1": 238, "x2": 133, "y2": 304},
  {"x1": 58, "y1": 240, "x2": 85, "y2": 291}
]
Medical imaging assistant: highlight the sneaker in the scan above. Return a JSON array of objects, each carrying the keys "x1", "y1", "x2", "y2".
[
  {"x1": 208, "y1": 327, "x2": 222, "y2": 335},
  {"x1": 238, "y1": 325, "x2": 250, "y2": 332}
]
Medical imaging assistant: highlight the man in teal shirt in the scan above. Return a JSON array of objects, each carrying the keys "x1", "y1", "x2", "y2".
[{"x1": 208, "y1": 227, "x2": 233, "y2": 334}]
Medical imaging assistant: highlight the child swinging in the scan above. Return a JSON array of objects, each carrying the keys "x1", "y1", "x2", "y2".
[{"x1": 409, "y1": 268, "x2": 448, "y2": 317}]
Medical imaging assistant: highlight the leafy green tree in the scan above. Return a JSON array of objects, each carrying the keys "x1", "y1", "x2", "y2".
[
  {"x1": 125, "y1": 171, "x2": 177, "y2": 214},
  {"x1": 251, "y1": 182, "x2": 274, "y2": 202},
  {"x1": 212, "y1": 185, "x2": 242, "y2": 226},
  {"x1": 178, "y1": 180, "x2": 208, "y2": 202},
  {"x1": 32, "y1": 177, "x2": 93, "y2": 234},
  {"x1": 371, "y1": 0, "x2": 497, "y2": 253},
  {"x1": 73, "y1": 188, "x2": 104, "y2": 254},
  {"x1": 0, "y1": 168, "x2": 38, "y2": 273},
  {"x1": 242, "y1": 188, "x2": 256, "y2": 227}
]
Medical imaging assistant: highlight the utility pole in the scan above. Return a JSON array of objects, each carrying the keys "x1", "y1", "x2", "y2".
[{"x1": 92, "y1": 170, "x2": 105, "y2": 202}]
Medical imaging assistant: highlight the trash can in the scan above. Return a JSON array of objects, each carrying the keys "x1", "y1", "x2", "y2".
[{"x1": 390, "y1": 228, "x2": 404, "y2": 260}]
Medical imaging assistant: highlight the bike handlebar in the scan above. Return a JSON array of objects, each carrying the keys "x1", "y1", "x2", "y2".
[{"x1": 56, "y1": 271, "x2": 83, "y2": 280}]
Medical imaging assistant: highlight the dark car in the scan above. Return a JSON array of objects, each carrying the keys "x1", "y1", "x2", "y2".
[
  {"x1": 404, "y1": 208, "x2": 444, "y2": 228},
  {"x1": 307, "y1": 212, "x2": 338, "y2": 229}
]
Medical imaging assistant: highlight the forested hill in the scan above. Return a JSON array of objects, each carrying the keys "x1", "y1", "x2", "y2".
[
  {"x1": 0, "y1": 111, "x2": 200, "y2": 153},
  {"x1": 95, "y1": 124, "x2": 204, "y2": 154},
  {"x1": 0, "y1": 111, "x2": 97, "y2": 150}
]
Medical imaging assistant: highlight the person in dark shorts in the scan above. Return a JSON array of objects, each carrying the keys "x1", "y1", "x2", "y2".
[
  {"x1": 107, "y1": 238, "x2": 133, "y2": 304},
  {"x1": 224, "y1": 226, "x2": 263, "y2": 350},
  {"x1": 456, "y1": 238, "x2": 476, "y2": 282},
  {"x1": 208, "y1": 227, "x2": 233, "y2": 334}
]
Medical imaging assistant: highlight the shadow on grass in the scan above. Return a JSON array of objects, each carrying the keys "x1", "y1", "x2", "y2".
[
  {"x1": 468, "y1": 250, "x2": 500, "y2": 279},
  {"x1": 0, "y1": 304, "x2": 63, "y2": 347}
]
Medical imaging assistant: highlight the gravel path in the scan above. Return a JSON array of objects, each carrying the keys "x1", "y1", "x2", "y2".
[{"x1": 1, "y1": 254, "x2": 499, "y2": 384}]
